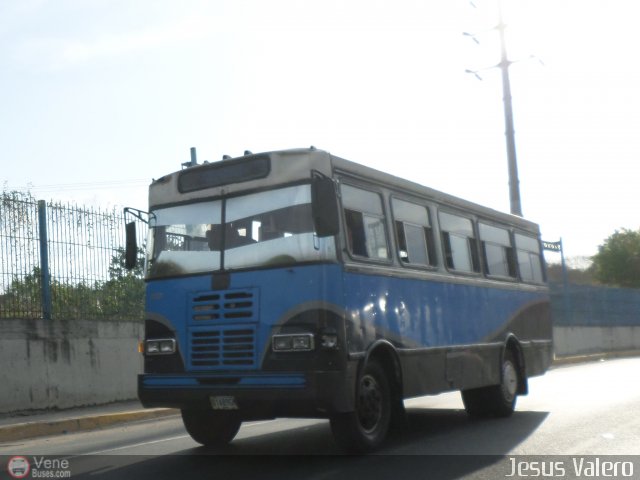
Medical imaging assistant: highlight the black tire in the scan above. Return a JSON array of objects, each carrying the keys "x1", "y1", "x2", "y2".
[
  {"x1": 461, "y1": 386, "x2": 493, "y2": 417},
  {"x1": 181, "y1": 409, "x2": 242, "y2": 446},
  {"x1": 461, "y1": 350, "x2": 520, "y2": 418},
  {"x1": 330, "y1": 360, "x2": 392, "y2": 453}
]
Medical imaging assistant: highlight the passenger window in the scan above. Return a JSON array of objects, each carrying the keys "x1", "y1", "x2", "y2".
[
  {"x1": 479, "y1": 223, "x2": 516, "y2": 278},
  {"x1": 439, "y1": 212, "x2": 480, "y2": 273},
  {"x1": 341, "y1": 185, "x2": 389, "y2": 260},
  {"x1": 392, "y1": 198, "x2": 436, "y2": 267},
  {"x1": 515, "y1": 233, "x2": 544, "y2": 283}
]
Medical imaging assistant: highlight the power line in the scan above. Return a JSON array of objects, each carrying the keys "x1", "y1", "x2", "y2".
[{"x1": 7, "y1": 179, "x2": 150, "y2": 193}]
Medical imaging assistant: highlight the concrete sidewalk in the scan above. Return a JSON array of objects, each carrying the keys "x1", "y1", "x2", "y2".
[
  {"x1": 2, "y1": 350, "x2": 639, "y2": 444},
  {"x1": 0, "y1": 401, "x2": 179, "y2": 443}
]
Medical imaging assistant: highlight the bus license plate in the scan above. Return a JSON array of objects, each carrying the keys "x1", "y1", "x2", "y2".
[{"x1": 209, "y1": 396, "x2": 238, "y2": 410}]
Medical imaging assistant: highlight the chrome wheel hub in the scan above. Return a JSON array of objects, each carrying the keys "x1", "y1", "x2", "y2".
[
  {"x1": 358, "y1": 374, "x2": 383, "y2": 433},
  {"x1": 502, "y1": 361, "x2": 518, "y2": 400}
]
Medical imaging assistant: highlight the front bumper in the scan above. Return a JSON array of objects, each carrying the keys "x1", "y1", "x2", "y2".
[{"x1": 138, "y1": 369, "x2": 355, "y2": 420}]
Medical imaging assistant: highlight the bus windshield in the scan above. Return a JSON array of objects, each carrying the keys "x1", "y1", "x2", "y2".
[{"x1": 146, "y1": 184, "x2": 336, "y2": 279}]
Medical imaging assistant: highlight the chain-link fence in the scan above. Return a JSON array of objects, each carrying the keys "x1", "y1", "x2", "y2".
[{"x1": 0, "y1": 190, "x2": 147, "y2": 320}]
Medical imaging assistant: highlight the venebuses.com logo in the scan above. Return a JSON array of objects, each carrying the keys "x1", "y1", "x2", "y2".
[
  {"x1": 7, "y1": 456, "x2": 30, "y2": 479},
  {"x1": 6, "y1": 455, "x2": 71, "y2": 478}
]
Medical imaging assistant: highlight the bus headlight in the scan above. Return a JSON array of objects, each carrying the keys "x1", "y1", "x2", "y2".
[
  {"x1": 145, "y1": 338, "x2": 176, "y2": 355},
  {"x1": 272, "y1": 333, "x2": 314, "y2": 352}
]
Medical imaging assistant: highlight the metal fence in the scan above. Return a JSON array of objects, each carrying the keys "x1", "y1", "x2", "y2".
[
  {"x1": 0, "y1": 191, "x2": 147, "y2": 321},
  {"x1": 550, "y1": 282, "x2": 640, "y2": 327},
  {"x1": 3, "y1": 190, "x2": 639, "y2": 326}
]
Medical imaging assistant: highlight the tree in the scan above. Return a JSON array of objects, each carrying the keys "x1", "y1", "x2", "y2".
[
  {"x1": 1, "y1": 248, "x2": 146, "y2": 320},
  {"x1": 546, "y1": 262, "x2": 596, "y2": 285},
  {"x1": 97, "y1": 247, "x2": 145, "y2": 319},
  {"x1": 108, "y1": 246, "x2": 145, "y2": 280},
  {"x1": 590, "y1": 228, "x2": 640, "y2": 288},
  {"x1": 0, "y1": 267, "x2": 43, "y2": 318}
]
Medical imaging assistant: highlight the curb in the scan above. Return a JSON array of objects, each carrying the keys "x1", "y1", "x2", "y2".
[
  {"x1": 552, "y1": 349, "x2": 640, "y2": 367},
  {"x1": 0, "y1": 408, "x2": 179, "y2": 443}
]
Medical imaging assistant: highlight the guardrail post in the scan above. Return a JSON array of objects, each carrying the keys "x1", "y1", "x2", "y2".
[{"x1": 37, "y1": 200, "x2": 52, "y2": 320}]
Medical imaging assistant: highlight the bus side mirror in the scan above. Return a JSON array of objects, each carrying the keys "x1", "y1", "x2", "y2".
[
  {"x1": 312, "y1": 176, "x2": 340, "y2": 237},
  {"x1": 125, "y1": 222, "x2": 138, "y2": 270}
]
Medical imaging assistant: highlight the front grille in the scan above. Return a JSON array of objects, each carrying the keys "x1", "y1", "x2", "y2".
[
  {"x1": 189, "y1": 325, "x2": 257, "y2": 370},
  {"x1": 190, "y1": 289, "x2": 257, "y2": 322}
]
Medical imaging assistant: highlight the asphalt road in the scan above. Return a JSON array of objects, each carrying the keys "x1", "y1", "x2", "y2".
[{"x1": 2, "y1": 358, "x2": 639, "y2": 479}]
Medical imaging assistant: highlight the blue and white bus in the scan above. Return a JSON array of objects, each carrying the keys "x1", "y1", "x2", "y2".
[{"x1": 125, "y1": 147, "x2": 552, "y2": 452}]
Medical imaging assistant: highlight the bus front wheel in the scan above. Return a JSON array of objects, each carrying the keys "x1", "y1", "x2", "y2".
[
  {"x1": 330, "y1": 359, "x2": 391, "y2": 453},
  {"x1": 461, "y1": 350, "x2": 520, "y2": 418},
  {"x1": 181, "y1": 409, "x2": 242, "y2": 446}
]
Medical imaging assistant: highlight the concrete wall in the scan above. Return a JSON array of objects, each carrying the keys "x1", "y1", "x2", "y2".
[
  {"x1": 554, "y1": 325, "x2": 640, "y2": 357},
  {"x1": 1, "y1": 316, "x2": 639, "y2": 414},
  {"x1": 0, "y1": 318, "x2": 142, "y2": 414}
]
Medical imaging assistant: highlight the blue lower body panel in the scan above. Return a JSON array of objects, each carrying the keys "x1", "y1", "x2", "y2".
[{"x1": 138, "y1": 369, "x2": 355, "y2": 420}]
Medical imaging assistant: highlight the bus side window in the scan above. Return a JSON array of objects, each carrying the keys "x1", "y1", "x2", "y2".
[
  {"x1": 395, "y1": 221, "x2": 409, "y2": 261},
  {"x1": 515, "y1": 233, "x2": 544, "y2": 283},
  {"x1": 345, "y1": 209, "x2": 368, "y2": 257},
  {"x1": 439, "y1": 212, "x2": 480, "y2": 273},
  {"x1": 442, "y1": 232, "x2": 454, "y2": 269},
  {"x1": 341, "y1": 184, "x2": 389, "y2": 261},
  {"x1": 507, "y1": 247, "x2": 517, "y2": 278},
  {"x1": 391, "y1": 198, "x2": 436, "y2": 267},
  {"x1": 479, "y1": 223, "x2": 516, "y2": 279}
]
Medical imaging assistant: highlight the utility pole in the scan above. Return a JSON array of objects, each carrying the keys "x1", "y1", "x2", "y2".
[
  {"x1": 497, "y1": 0, "x2": 522, "y2": 216},
  {"x1": 465, "y1": 0, "x2": 524, "y2": 217}
]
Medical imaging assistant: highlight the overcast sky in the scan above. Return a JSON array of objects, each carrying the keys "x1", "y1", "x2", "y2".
[{"x1": 2, "y1": 0, "x2": 639, "y2": 260}]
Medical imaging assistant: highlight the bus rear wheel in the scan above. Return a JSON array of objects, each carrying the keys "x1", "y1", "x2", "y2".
[
  {"x1": 461, "y1": 350, "x2": 520, "y2": 418},
  {"x1": 330, "y1": 359, "x2": 391, "y2": 453},
  {"x1": 181, "y1": 409, "x2": 242, "y2": 446}
]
